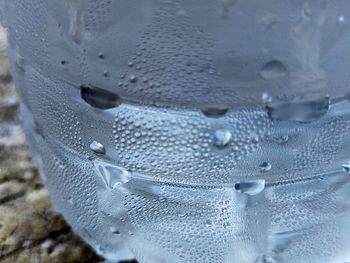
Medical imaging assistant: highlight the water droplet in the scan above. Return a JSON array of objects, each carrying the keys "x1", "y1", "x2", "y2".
[
  {"x1": 342, "y1": 163, "x2": 350, "y2": 173},
  {"x1": 260, "y1": 60, "x2": 288, "y2": 79},
  {"x1": 128, "y1": 61, "x2": 134, "y2": 67},
  {"x1": 223, "y1": 222, "x2": 231, "y2": 229},
  {"x1": 262, "y1": 92, "x2": 273, "y2": 104},
  {"x1": 68, "y1": 197, "x2": 74, "y2": 205},
  {"x1": 204, "y1": 219, "x2": 212, "y2": 227},
  {"x1": 234, "y1": 180, "x2": 265, "y2": 196},
  {"x1": 16, "y1": 52, "x2": 25, "y2": 71},
  {"x1": 110, "y1": 227, "x2": 120, "y2": 235},
  {"x1": 201, "y1": 105, "x2": 228, "y2": 117},
  {"x1": 96, "y1": 245, "x2": 106, "y2": 254},
  {"x1": 98, "y1": 52, "x2": 105, "y2": 59},
  {"x1": 251, "y1": 134, "x2": 260, "y2": 143},
  {"x1": 129, "y1": 75, "x2": 138, "y2": 83},
  {"x1": 103, "y1": 70, "x2": 109, "y2": 77},
  {"x1": 90, "y1": 141, "x2": 105, "y2": 154},
  {"x1": 339, "y1": 15, "x2": 347, "y2": 25},
  {"x1": 177, "y1": 212, "x2": 186, "y2": 218},
  {"x1": 277, "y1": 135, "x2": 289, "y2": 144},
  {"x1": 32, "y1": 119, "x2": 44, "y2": 138},
  {"x1": 213, "y1": 129, "x2": 232, "y2": 147},
  {"x1": 266, "y1": 96, "x2": 330, "y2": 122},
  {"x1": 260, "y1": 162, "x2": 272, "y2": 172},
  {"x1": 159, "y1": 197, "x2": 167, "y2": 203},
  {"x1": 94, "y1": 160, "x2": 131, "y2": 190},
  {"x1": 80, "y1": 84, "x2": 120, "y2": 109}
]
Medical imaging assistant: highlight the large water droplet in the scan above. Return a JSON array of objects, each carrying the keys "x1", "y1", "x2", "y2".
[
  {"x1": 90, "y1": 141, "x2": 105, "y2": 154},
  {"x1": 80, "y1": 84, "x2": 120, "y2": 110},
  {"x1": 266, "y1": 96, "x2": 330, "y2": 122},
  {"x1": 201, "y1": 105, "x2": 228, "y2": 117},
  {"x1": 260, "y1": 60, "x2": 288, "y2": 79},
  {"x1": 234, "y1": 180, "x2": 265, "y2": 196},
  {"x1": 98, "y1": 52, "x2": 105, "y2": 59},
  {"x1": 110, "y1": 226, "x2": 121, "y2": 235},
  {"x1": 60, "y1": 60, "x2": 68, "y2": 66},
  {"x1": 213, "y1": 129, "x2": 232, "y2": 147},
  {"x1": 260, "y1": 162, "x2": 272, "y2": 172},
  {"x1": 103, "y1": 70, "x2": 109, "y2": 77},
  {"x1": 94, "y1": 160, "x2": 131, "y2": 190},
  {"x1": 342, "y1": 162, "x2": 350, "y2": 174},
  {"x1": 129, "y1": 75, "x2": 138, "y2": 83}
]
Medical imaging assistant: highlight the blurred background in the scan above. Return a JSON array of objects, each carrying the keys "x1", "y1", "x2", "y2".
[{"x1": 0, "y1": 24, "x2": 136, "y2": 263}]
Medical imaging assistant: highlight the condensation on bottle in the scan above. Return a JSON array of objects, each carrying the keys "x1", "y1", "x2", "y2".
[{"x1": 2, "y1": 1, "x2": 350, "y2": 262}]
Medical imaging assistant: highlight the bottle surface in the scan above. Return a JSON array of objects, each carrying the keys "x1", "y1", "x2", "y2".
[{"x1": 1, "y1": 1, "x2": 350, "y2": 262}]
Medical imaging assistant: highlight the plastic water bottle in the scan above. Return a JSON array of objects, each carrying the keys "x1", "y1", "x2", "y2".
[{"x1": 1, "y1": 1, "x2": 350, "y2": 262}]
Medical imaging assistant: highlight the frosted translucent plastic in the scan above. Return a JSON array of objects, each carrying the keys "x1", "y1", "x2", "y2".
[{"x1": 1, "y1": 1, "x2": 350, "y2": 262}]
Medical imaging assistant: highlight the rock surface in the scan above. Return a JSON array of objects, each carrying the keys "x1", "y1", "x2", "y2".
[{"x1": 0, "y1": 26, "x2": 136, "y2": 263}]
